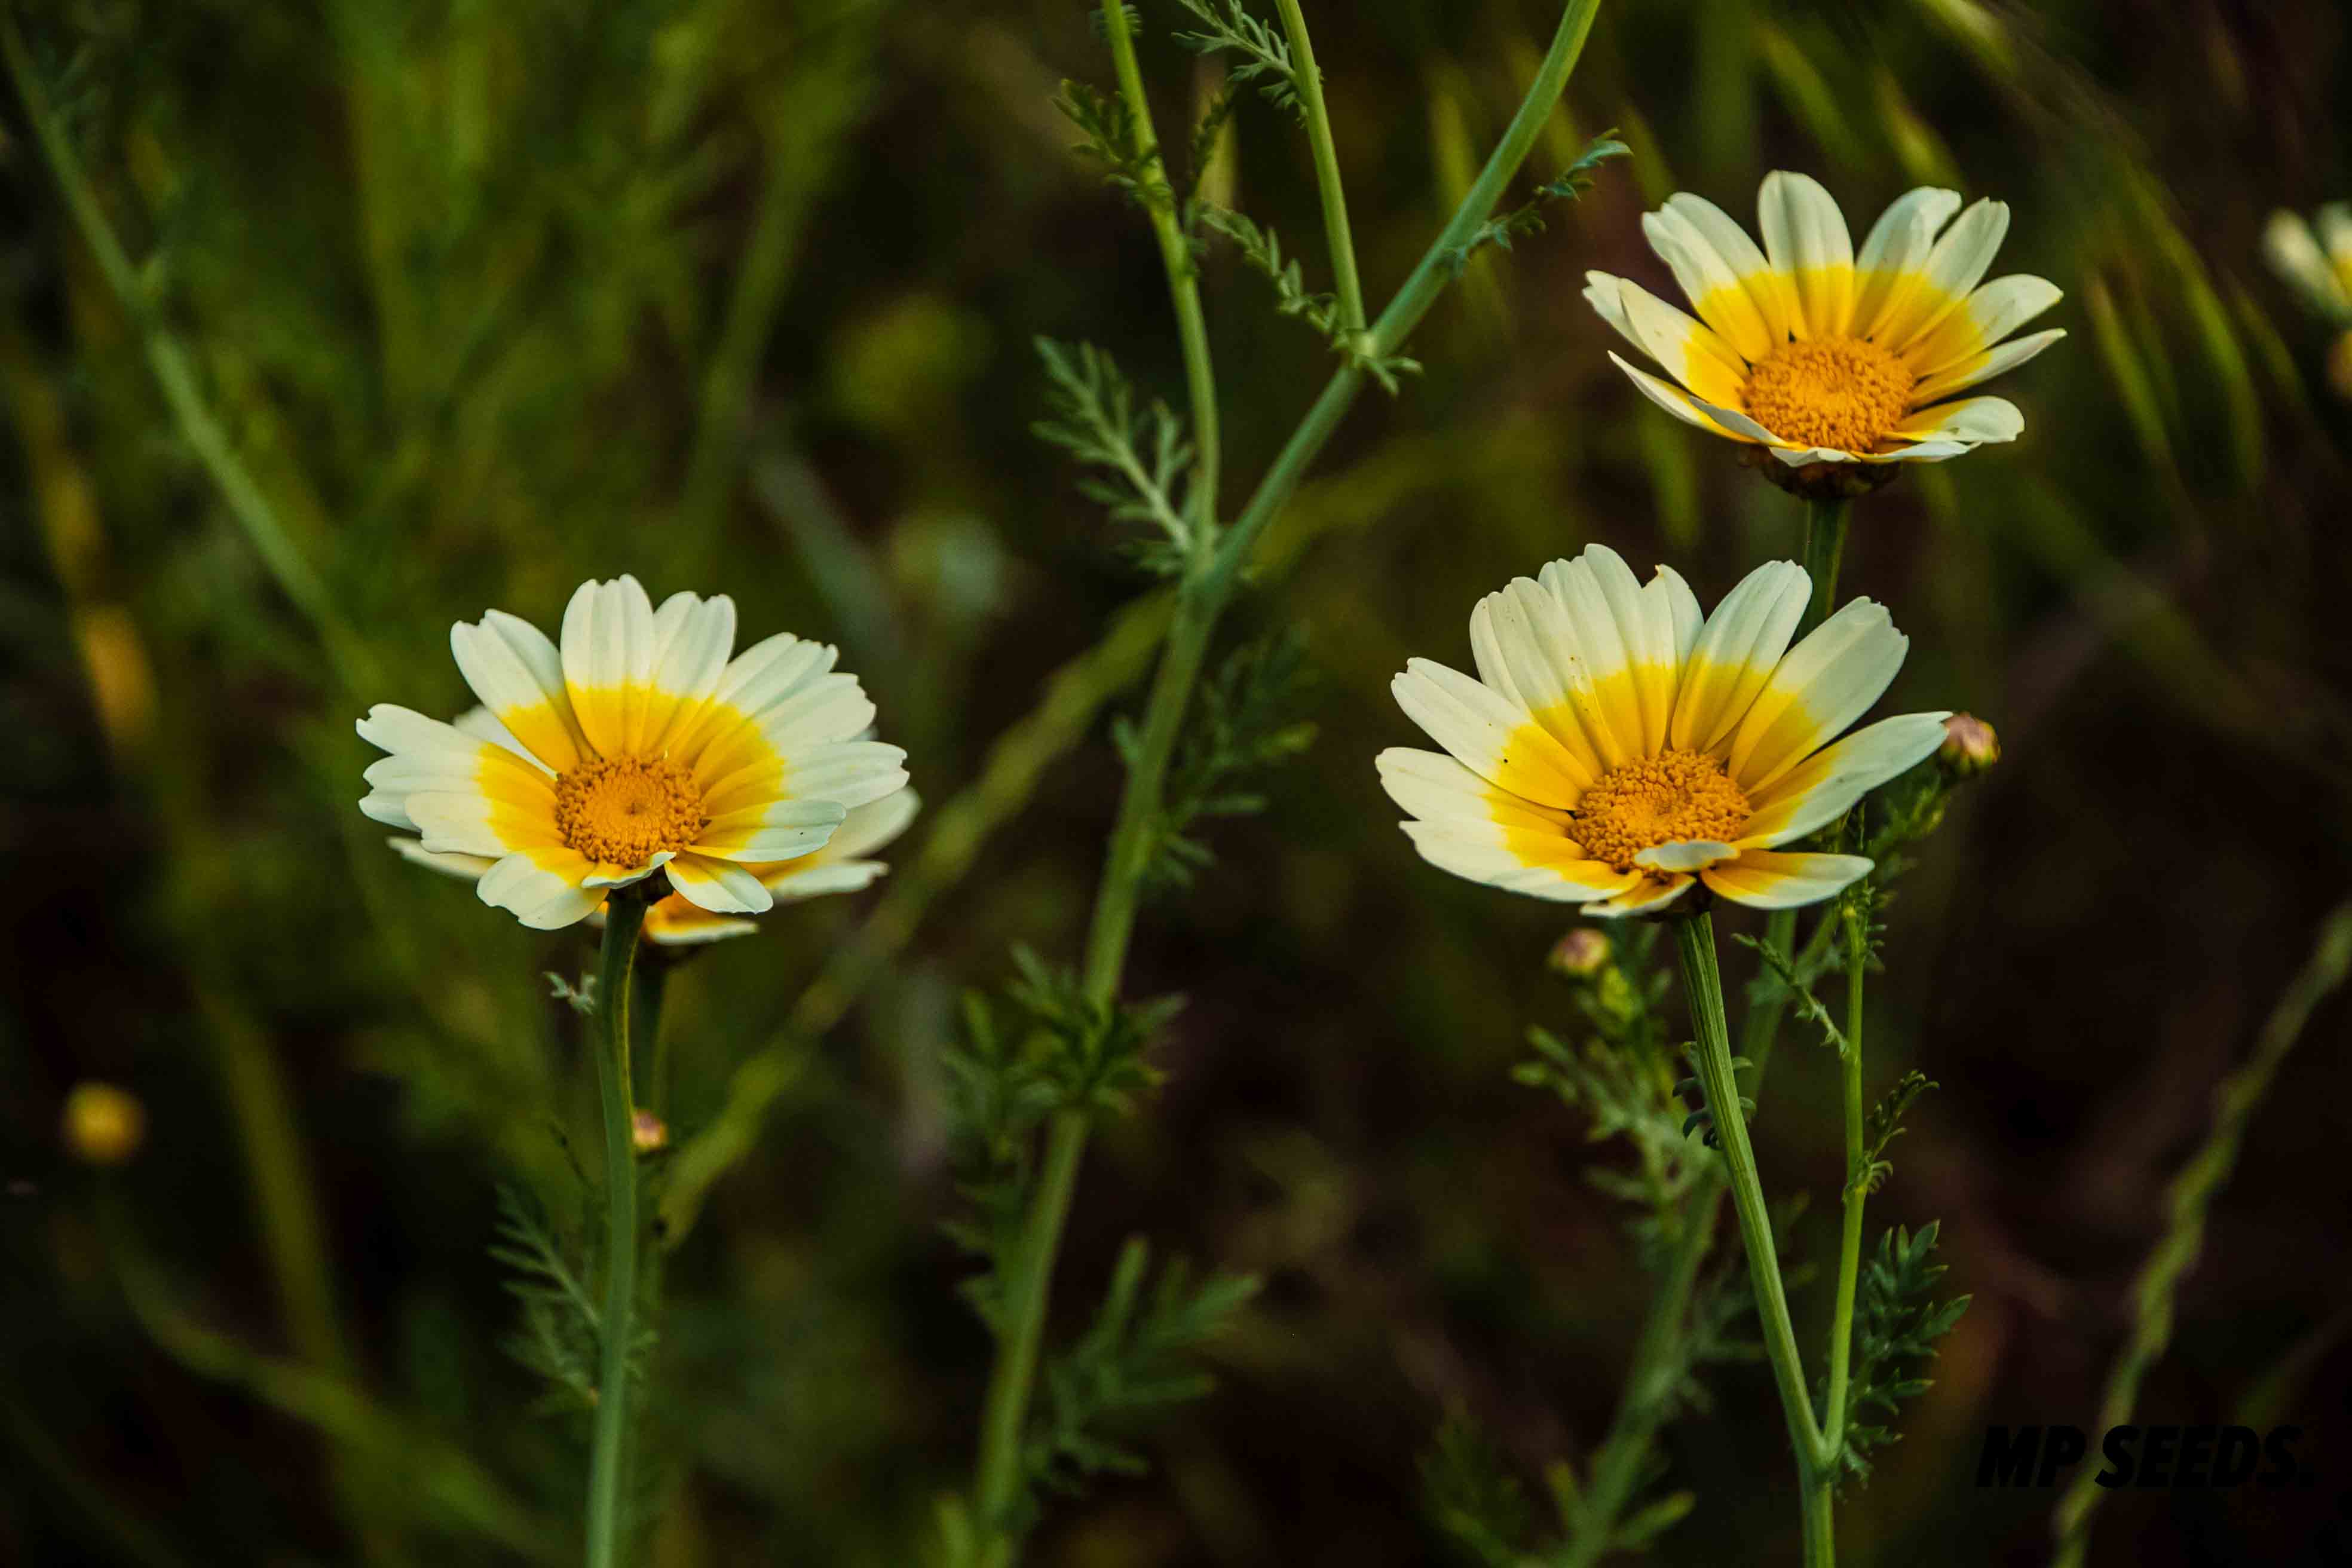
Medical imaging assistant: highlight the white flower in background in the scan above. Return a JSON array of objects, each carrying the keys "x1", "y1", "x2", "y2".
[
  {"x1": 1585, "y1": 172, "x2": 2063, "y2": 468},
  {"x1": 1377, "y1": 544, "x2": 1950, "y2": 917},
  {"x1": 362, "y1": 575, "x2": 906, "y2": 930},
  {"x1": 2263, "y1": 204, "x2": 2352, "y2": 323}
]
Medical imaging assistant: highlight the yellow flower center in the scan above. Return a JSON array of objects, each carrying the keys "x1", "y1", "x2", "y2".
[
  {"x1": 1571, "y1": 749, "x2": 1751, "y2": 872},
  {"x1": 1742, "y1": 336, "x2": 1915, "y2": 452},
  {"x1": 554, "y1": 755, "x2": 708, "y2": 867}
]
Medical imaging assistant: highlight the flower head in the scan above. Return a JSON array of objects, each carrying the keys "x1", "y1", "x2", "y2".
[
  {"x1": 1585, "y1": 173, "x2": 2063, "y2": 480},
  {"x1": 363, "y1": 576, "x2": 908, "y2": 930},
  {"x1": 1377, "y1": 544, "x2": 1950, "y2": 917},
  {"x1": 1548, "y1": 927, "x2": 1613, "y2": 978}
]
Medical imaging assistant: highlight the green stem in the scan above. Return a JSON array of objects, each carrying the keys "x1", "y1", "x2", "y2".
[
  {"x1": 1100, "y1": 2, "x2": 1220, "y2": 542},
  {"x1": 1, "y1": 17, "x2": 373, "y2": 693},
  {"x1": 2050, "y1": 901, "x2": 2352, "y2": 1567},
  {"x1": 967, "y1": 4, "x2": 1606, "y2": 1551},
  {"x1": 1799, "y1": 497, "x2": 1850, "y2": 631},
  {"x1": 1205, "y1": 0, "x2": 1603, "y2": 596},
  {"x1": 1817, "y1": 904, "x2": 1869, "y2": 1481},
  {"x1": 1670, "y1": 913, "x2": 1828, "y2": 1558},
  {"x1": 586, "y1": 896, "x2": 648, "y2": 1568},
  {"x1": 1271, "y1": 0, "x2": 1364, "y2": 335}
]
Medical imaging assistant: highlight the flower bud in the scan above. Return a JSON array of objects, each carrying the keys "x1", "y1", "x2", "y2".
[
  {"x1": 1938, "y1": 713, "x2": 2000, "y2": 778},
  {"x1": 62, "y1": 1083, "x2": 145, "y2": 1166},
  {"x1": 1548, "y1": 927, "x2": 1613, "y2": 979},
  {"x1": 631, "y1": 1109, "x2": 669, "y2": 1155}
]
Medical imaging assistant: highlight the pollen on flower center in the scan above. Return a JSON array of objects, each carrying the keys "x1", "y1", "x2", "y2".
[
  {"x1": 1741, "y1": 336, "x2": 1916, "y2": 453},
  {"x1": 1570, "y1": 749, "x2": 1752, "y2": 872},
  {"x1": 553, "y1": 755, "x2": 708, "y2": 867}
]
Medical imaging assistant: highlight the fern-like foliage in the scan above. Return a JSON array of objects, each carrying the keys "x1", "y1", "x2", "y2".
[
  {"x1": 1193, "y1": 204, "x2": 1422, "y2": 392},
  {"x1": 941, "y1": 951, "x2": 1186, "y2": 1328},
  {"x1": 1051, "y1": 78, "x2": 1174, "y2": 213},
  {"x1": 1171, "y1": 0, "x2": 1306, "y2": 121},
  {"x1": 1856, "y1": 1069, "x2": 1937, "y2": 1196},
  {"x1": 1444, "y1": 131, "x2": 1629, "y2": 277},
  {"x1": 1825, "y1": 1223, "x2": 1971, "y2": 1488},
  {"x1": 488, "y1": 1185, "x2": 601, "y2": 1411},
  {"x1": 1119, "y1": 627, "x2": 1316, "y2": 892},
  {"x1": 1023, "y1": 1238, "x2": 1259, "y2": 1501},
  {"x1": 1031, "y1": 336, "x2": 1198, "y2": 573}
]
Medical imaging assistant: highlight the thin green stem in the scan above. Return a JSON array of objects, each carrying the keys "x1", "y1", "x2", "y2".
[
  {"x1": 2, "y1": 17, "x2": 373, "y2": 692},
  {"x1": 966, "y1": 3, "x2": 1607, "y2": 1552},
  {"x1": 1817, "y1": 904, "x2": 1869, "y2": 1477},
  {"x1": 2050, "y1": 901, "x2": 2352, "y2": 1567},
  {"x1": 1670, "y1": 913, "x2": 1828, "y2": 1556},
  {"x1": 1800, "y1": 497, "x2": 1850, "y2": 630},
  {"x1": 586, "y1": 896, "x2": 648, "y2": 1568},
  {"x1": 1271, "y1": 0, "x2": 1364, "y2": 335},
  {"x1": 1205, "y1": 0, "x2": 1603, "y2": 596},
  {"x1": 1100, "y1": 2, "x2": 1220, "y2": 541}
]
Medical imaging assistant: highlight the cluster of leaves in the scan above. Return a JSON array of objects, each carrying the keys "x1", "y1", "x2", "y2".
[
  {"x1": 1823, "y1": 1223, "x2": 1971, "y2": 1488},
  {"x1": 487, "y1": 1184, "x2": 654, "y2": 1414},
  {"x1": 1444, "y1": 133, "x2": 1630, "y2": 277},
  {"x1": 1171, "y1": 0, "x2": 1306, "y2": 121},
  {"x1": 1051, "y1": 77, "x2": 1175, "y2": 214},
  {"x1": 1122, "y1": 627, "x2": 1318, "y2": 892},
  {"x1": 1424, "y1": 1416, "x2": 1692, "y2": 1568},
  {"x1": 1032, "y1": 336, "x2": 1200, "y2": 574},
  {"x1": 941, "y1": 950, "x2": 1185, "y2": 1330},
  {"x1": 1193, "y1": 204, "x2": 1423, "y2": 391},
  {"x1": 1024, "y1": 1238, "x2": 1260, "y2": 1500}
]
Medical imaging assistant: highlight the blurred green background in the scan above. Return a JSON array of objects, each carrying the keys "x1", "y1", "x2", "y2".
[{"x1": 6, "y1": 0, "x2": 2352, "y2": 1563}]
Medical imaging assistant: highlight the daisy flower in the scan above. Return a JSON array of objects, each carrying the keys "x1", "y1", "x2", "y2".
[
  {"x1": 1377, "y1": 544, "x2": 1950, "y2": 917},
  {"x1": 389, "y1": 727, "x2": 918, "y2": 945},
  {"x1": 1585, "y1": 172, "x2": 2063, "y2": 473},
  {"x1": 362, "y1": 575, "x2": 908, "y2": 930}
]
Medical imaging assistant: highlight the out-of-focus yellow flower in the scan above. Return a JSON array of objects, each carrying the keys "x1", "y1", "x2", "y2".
[
  {"x1": 1586, "y1": 173, "x2": 2063, "y2": 478},
  {"x1": 1378, "y1": 544, "x2": 1950, "y2": 917},
  {"x1": 62, "y1": 1082, "x2": 145, "y2": 1165},
  {"x1": 361, "y1": 576, "x2": 906, "y2": 930},
  {"x1": 631, "y1": 1110, "x2": 669, "y2": 1154}
]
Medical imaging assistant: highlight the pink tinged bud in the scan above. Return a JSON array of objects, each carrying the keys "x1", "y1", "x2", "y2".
[
  {"x1": 1548, "y1": 927, "x2": 1614, "y2": 978},
  {"x1": 63, "y1": 1082, "x2": 146, "y2": 1166},
  {"x1": 631, "y1": 1110, "x2": 669, "y2": 1154},
  {"x1": 1939, "y1": 713, "x2": 2000, "y2": 777}
]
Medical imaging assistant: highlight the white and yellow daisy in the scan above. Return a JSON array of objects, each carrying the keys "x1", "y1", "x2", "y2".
[
  {"x1": 2263, "y1": 203, "x2": 2352, "y2": 324},
  {"x1": 388, "y1": 725, "x2": 918, "y2": 944},
  {"x1": 1377, "y1": 544, "x2": 1950, "y2": 917},
  {"x1": 1585, "y1": 172, "x2": 2063, "y2": 471},
  {"x1": 362, "y1": 575, "x2": 908, "y2": 930}
]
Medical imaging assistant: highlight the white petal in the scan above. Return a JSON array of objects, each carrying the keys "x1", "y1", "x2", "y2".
[
  {"x1": 1391, "y1": 659, "x2": 1587, "y2": 810},
  {"x1": 1910, "y1": 328, "x2": 2066, "y2": 403},
  {"x1": 477, "y1": 851, "x2": 602, "y2": 930},
  {"x1": 1737, "y1": 712, "x2": 1951, "y2": 847},
  {"x1": 1642, "y1": 205, "x2": 1776, "y2": 363},
  {"x1": 388, "y1": 837, "x2": 496, "y2": 880},
  {"x1": 559, "y1": 575, "x2": 658, "y2": 758},
  {"x1": 449, "y1": 610, "x2": 586, "y2": 771},
  {"x1": 1904, "y1": 275, "x2": 2063, "y2": 376},
  {"x1": 1889, "y1": 396, "x2": 2023, "y2": 446},
  {"x1": 1852, "y1": 188, "x2": 1963, "y2": 342},
  {"x1": 1584, "y1": 874, "x2": 1695, "y2": 918},
  {"x1": 1725, "y1": 598, "x2": 1909, "y2": 794},
  {"x1": 1608, "y1": 352, "x2": 1753, "y2": 442},
  {"x1": 1702, "y1": 850, "x2": 1873, "y2": 909},
  {"x1": 1633, "y1": 840, "x2": 1736, "y2": 872},
  {"x1": 697, "y1": 797, "x2": 848, "y2": 862},
  {"x1": 1757, "y1": 171, "x2": 1855, "y2": 339},
  {"x1": 1662, "y1": 192, "x2": 1796, "y2": 344},
  {"x1": 664, "y1": 852, "x2": 776, "y2": 915},
  {"x1": 1667, "y1": 559, "x2": 1811, "y2": 753},
  {"x1": 1884, "y1": 198, "x2": 2011, "y2": 354},
  {"x1": 1397, "y1": 820, "x2": 1639, "y2": 904}
]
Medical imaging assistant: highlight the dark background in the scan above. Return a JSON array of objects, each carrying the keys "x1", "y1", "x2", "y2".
[{"x1": 5, "y1": 0, "x2": 2352, "y2": 1563}]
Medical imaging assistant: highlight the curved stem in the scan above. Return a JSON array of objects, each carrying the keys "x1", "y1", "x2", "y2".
[
  {"x1": 586, "y1": 896, "x2": 648, "y2": 1568},
  {"x1": 1272, "y1": 0, "x2": 1364, "y2": 335},
  {"x1": 966, "y1": 4, "x2": 1606, "y2": 1549},
  {"x1": 1817, "y1": 906, "x2": 1869, "y2": 1472},
  {"x1": 1099, "y1": 2, "x2": 1219, "y2": 543},
  {"x1": 1670, "y1": 912, "x2": 1829, "y2": 1558}
]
